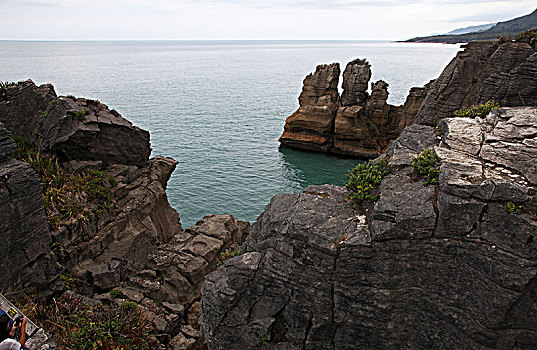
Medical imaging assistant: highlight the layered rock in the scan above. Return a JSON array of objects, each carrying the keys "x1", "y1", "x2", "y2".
[
  {"x1": 0, "y1": 122, "x2": 61, "y2": 295},
  {"x1": 279, "y1": 63, "x2": 340, "y2": 152},
  {"x1": 0, "y1": 80, "x2": 151, "y2": 166},
  {"x1": 416, "y1": 40, "x2": 537, "y2": 126},
  {"x1": 280, "y1": 59, "x2": 431, "y2": 158},
  {"x1": 201, "y1": 107, "x2": 537, "y2": 349},
  {"x1": 0, "y1": 81, "x2": 250, "y2": 348}
]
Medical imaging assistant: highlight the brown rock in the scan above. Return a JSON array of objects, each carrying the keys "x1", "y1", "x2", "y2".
[{"x1": 279, "y1": 63, "x2": 340, "y2": 152}]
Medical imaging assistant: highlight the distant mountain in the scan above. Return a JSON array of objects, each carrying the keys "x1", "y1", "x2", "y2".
[
  {"x1": 406, "y1": 8, "x2": 537, "y2": 43},
  {"x1": 446, "y1": 23, "x2": 496, "y2": 35}
]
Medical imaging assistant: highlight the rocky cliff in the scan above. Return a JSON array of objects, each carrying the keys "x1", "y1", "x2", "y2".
[
  {"x1": 201, "y1": 106, "x2": 537, "y2": 349},
  {"x1": 0, "y1": 80, "x2": 249, "y2": 349},
  {"x1": 416, "y1": 40, "x2": 537, "y2": 126},
  {"x1": 279, "y1": 59, "x2": 431, "y2": 158}
]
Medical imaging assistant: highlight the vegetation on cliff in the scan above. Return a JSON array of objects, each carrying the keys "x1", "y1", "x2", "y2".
[
  {"x1": 11, "y1": 136, "x2": 116, "y2": 230},
  {"x1": 453, "y1": 100, "x2": 500, "y2": 118},
  {"x1": 16, "y1": 294, "x2": 152, "y2": 350},
  {"x1": 412, "y1": 149, "x2": 441, "y2": 185},
  {"x1": 345, "y1": 157, "x2": 390, "y2": 203}
]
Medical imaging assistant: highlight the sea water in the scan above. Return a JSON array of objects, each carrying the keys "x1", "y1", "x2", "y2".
[{"x1": 0, "y1": 40, "x2": 460, "y2": 226}]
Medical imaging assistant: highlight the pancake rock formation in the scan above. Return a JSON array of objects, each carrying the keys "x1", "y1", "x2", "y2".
[{"x1": 279, "y1": 58, "x2": 431, "y2": 158}]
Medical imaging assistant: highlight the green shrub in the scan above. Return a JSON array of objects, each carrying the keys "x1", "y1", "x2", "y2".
[
  {"x1": 412, "y1": 149, "x2": 441, "y2": 186},
  {"x1": 217, "y1": 248, "x2": 245, "y2": 266},
  {"x1": 17, "y1": 294, "x2": 151, "y2": 350},
  {"x1": 73, "y1": 108, "x2": 89, "y2": 121},
  {"x1": 505, "y1": 201, "x2": 523, "y2": 214},
  {"x1": 11, "y1": 136, "x2": 114, "y2": 230},
  {"x1": 345, "y1": 157, "x2": 390, "y2": 203},
  {"x1": 453, "y1": 100, "x2": 499, "y2": 118}
]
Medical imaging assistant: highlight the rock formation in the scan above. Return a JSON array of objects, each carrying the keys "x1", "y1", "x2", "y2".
[
  {"x1": 201, "y1": 107, "x2": 537, "y2": 349},
  {"x1": 279, "y1": 59, "x2": 431, "y2": 158},
  {"x1": 279, "y1": 63, "x2": 340, "y2": 152},
  {"x1": 416, "y1": 40, "x2": 537, "y2": 126},
  {"x1": 0, "y1": 81, "x2": 249, "y2": 349},
  {"x1": 0, "y1": 123, "x2": 61, "y2": 295}
]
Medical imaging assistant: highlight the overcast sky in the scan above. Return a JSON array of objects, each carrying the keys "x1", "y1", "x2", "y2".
[{"x1": 0, "y1": 0, "x2": 535, "y2": 40}]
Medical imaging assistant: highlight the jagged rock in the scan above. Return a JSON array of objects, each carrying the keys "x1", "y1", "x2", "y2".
[
  {"x1": 416, "y1": 40, "x2": 537, "y2": 126},
  {"x1": 0, "y1": 122, "x2": 16, "y2": 159},
  {"x1": 340, "y1": 59, "x2": 371, "y2": 106},
  {"x1": 39, "y1": 96, "x2": 151, "y2": 166},
  {"x1": 0, "y1": 80, "x2": 57, "y2": 140},
  {"x1": 281, "y1": 60, "x2": 430, "y2": 158},
  {"x1": 201, "y1": 107, "x2": 537, "y2": 349},
  {"x1": 0, "y1": 124, "x2": 60, "y2": 294},
  {"x1": 279, "y1": 63, "x2": 340, "y2": 152},
  {"x1": 0, "y1": 80, "x2": 151, "y2": 166},
  {"x1": 126, "y1": 214, "x2": 249, "y2": 306}
]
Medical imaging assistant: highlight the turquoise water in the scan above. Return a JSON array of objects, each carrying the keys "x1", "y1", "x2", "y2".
[{"x1": 0, "y1": 41, "x2": 460, "y2": 227}]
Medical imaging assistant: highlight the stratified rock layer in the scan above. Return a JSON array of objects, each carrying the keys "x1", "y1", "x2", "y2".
[
  {"x1": 280, "y1": 59, "x2": 431, "y2": 158},
  {"x1": 416, "y1": 40, "x2": 537, "y2": 126},
  {"x1": 0, "y1": 122, "x2": 61, "y2": 294},
  {"x1": 279, "y1": 63, "x2": 340, "y2": 152},
  {"x1": 201, "y1": 107, "x2": 537, "y2": 349}
]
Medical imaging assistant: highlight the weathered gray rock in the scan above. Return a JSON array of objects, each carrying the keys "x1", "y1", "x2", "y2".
[
  {"x1": 0, "y1": 122, "x2": 16, "y2": 159},
  {"x1": 0, "y1": 81, "x2": 151, "y2": 166},
  {"x1": 201, "y1": 107, "x2": 537, "y2": 349},
  {"x1": 0, "y1": 80, "x2": 57, "y2": 140},
  {"x1": 416, "y1": 40, "x2": 537, "y2": 126},
  {"x1": 25, "y1": 328, "x2": 59, "y2": 350},
  {"x1": 0, "y1": 124, "x2": 60, "y2": 294},
  {"x1": 40, "y1": 96, "x2": 151, "y2": 166}
]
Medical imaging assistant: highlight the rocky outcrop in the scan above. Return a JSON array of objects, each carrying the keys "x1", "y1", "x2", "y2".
[
  {"x1": 201, "y1": 107, "x2": 537, "y2": 349},
  {"x1": 279, "y1": 63, "x2": 340, "y2": 152},
  {"x1": 416, "y1": 40, "x2": 537, "y2": 126},
  {"x1": 0, "y1": 80, "x2": 151, "y2": 166},
  {"x1": 0, "y1": 80, "x2": 57, "y2": 140},
  {"x1": 0, "y1": 122, "x2": 61, "y2": 295},
  {"x1": 280, "y1": 59, "x2": 431, "y2": 158},
  {"x1": 0, "y1": 81, "x2": 251, "y2": 348}
]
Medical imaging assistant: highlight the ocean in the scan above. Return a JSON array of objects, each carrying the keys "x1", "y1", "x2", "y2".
[{"x1": 0, "y1": 40, "x2": 460, "y2": 227}]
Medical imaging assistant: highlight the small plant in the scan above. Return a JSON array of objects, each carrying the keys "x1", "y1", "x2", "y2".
[
  {"x1": 217, "y1": 248, "x2": 245, "y2": 266},
  {"x1": 412, "y1": 149, "x2": 441, "y2": 186},
  {"x1": 110, "y1": 289, "x2": 127, "y2": 299},
  {"x1": 515, "y1": 29, "x2": 537, "y2": 43},
  {"x1": 66, "y1": 94, "x2": 76, "y2": 100},
  {"x1": 121, "y1": 301, "x2": 138, "y2": 312},
  {"x1": 345, "y1": 157, "x2": 390, "y2": 203},
  {"x1": 505, "y1": 201, "x2": 523, "y2": 214},
  {"x1": 73, "y1": 108, "x2": 89, "y2": 121},
  {"x1": 60, "y1": 273, "x2": 76, "y2": 289},
  {"x1": 0, "y1": 81, "x2": 15, "y2": 99},
  {"x1": 453, "y1": 100, "x2": 499, "y2": 118}
]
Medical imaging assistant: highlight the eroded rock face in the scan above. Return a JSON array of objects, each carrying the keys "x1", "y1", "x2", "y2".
[
  {"x1": 201, "y1": 107, "x2": 537, "y2": 349},
  {"x1": 416, "y1": 40, "x2": 537, "y2": 126},
  {"x1": 280, "y1": 59, "x2": 431, "y2": 158},
  {"x1": 279, "y1": 63, "x2": 341, "y2": 152},
  {"x1": 0, "y1": 123, "x2": 61, "y2": 295},
  {"x1": 0, "y1": 80, "x2": 151, "y2": 166}
]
